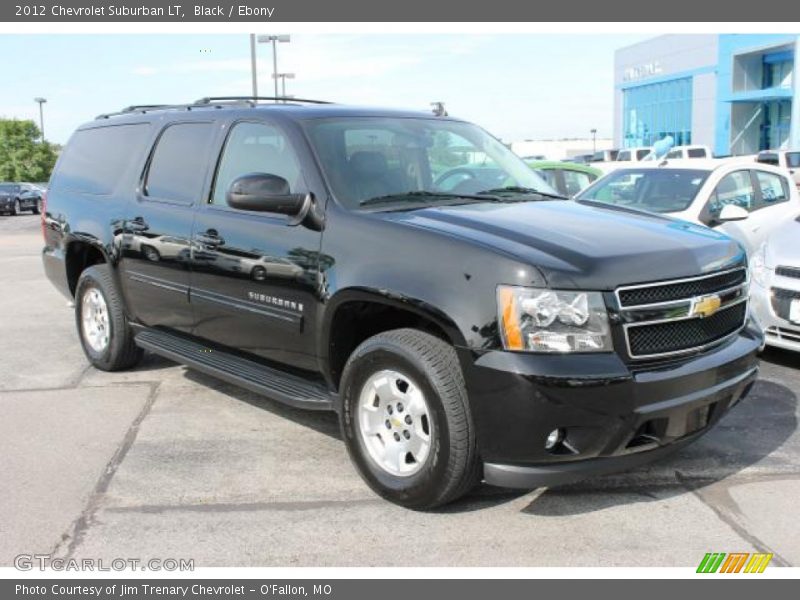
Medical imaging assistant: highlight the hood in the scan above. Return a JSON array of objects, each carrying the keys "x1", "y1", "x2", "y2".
[
  {"x1": 381, "y1": 200, "x2": 746, "y2": 290},
  {"x1": 765, "y1": 215, "x2": 800, "y2": 268}
]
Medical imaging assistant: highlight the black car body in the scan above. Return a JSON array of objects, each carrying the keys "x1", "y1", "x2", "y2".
[
  {"x1": 42, "y1": 98, "x2": 761, "y2": 508},
  {"x1": 0, "y1": 183, "x2": 43, "y2": 215}
]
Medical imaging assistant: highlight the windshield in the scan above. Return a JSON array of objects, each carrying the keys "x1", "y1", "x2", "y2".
[
  {"x1": 0, "y1": 184, "x2": 20, "y2": 193},
  {"x1": 304, "y1": 117, "x2": 557, "y2": 209},
  {"x1": 576, "y1": 168, "x2": 710, "y2": 214}
]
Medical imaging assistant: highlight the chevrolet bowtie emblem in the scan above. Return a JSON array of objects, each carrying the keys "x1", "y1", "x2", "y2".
[{"x1": 692, "y1": 294, "x2": 722, "y2": 318}]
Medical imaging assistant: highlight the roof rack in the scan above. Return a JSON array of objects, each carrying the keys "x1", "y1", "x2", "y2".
[
  {"x1": 193, "y1": 96, "x2": 333, "y2": 105},
  {"x1": 95, "y1": 96, "x2": 333, "y2": 119}
]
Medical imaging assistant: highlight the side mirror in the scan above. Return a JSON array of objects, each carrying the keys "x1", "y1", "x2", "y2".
[
  {"x1": 227, "y1": 173, "x2": 306, "y2": 215},
  {"x1": 226, "y1": 173, "x2": 325, "y2": 231},
  {"x1": 718, "y1": 204, "x2": 749, "y2": 222}
]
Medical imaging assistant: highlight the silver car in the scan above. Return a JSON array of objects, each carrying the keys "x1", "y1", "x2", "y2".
[{"x1": 750, "y1": 214, "x2": 800, "y2": 352}]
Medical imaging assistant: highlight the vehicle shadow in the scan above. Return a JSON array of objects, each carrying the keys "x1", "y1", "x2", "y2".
[
  {"x1": 519, "y1": 378, "x2": 797, "y2": 517},
  {"x1": 181, "y1": 368, "x2": 342, "y2": 440},
  {"x1": 167, "y1": 356, "x2": 796, "y2": 516}
]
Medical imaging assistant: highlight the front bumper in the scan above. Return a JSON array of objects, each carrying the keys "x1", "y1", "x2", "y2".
[
  {"x1": 458, "y1": 322, "x2": 761, "y2": 489},
  {"x1": 751, "y1": 273, "x2": 800, "y2": 353}
]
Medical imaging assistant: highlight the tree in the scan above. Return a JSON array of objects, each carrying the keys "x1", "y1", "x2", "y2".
[{"x1": 0, "y1": 119, "x2": 59, "y2": 182}]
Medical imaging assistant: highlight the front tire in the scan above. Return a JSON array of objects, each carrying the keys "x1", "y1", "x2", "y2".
[
  {"x1": 75, "y1": 264, "x2": 143, "y2": 371},
  {"x1": 340, "y1": 328, "x2": 480, "y2": 509},
  {"x1": 32, "y1": 199, "x2": 41, "y2": 214}
]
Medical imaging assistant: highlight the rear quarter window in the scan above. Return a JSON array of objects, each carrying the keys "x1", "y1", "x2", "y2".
[{"x1": 50, "y1": 123, "x2": 151, "y2": 195}]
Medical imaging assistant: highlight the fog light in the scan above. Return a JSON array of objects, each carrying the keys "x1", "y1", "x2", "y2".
[{"x1": 545, "y1": 428, "x2": 564, "y2": 450}]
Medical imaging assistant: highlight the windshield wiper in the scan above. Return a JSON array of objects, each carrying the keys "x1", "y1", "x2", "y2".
[
  {"x1": 359, "y1": 191, "x2": 501, "y2": 207},
  {"x1": 477, "y1": 186, "x2": 569, "y2": 200}
]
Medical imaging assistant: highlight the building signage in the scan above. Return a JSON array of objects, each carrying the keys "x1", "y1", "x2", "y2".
[{"x1": 623, "y1": 61, "x2": 663, "y2": 82}]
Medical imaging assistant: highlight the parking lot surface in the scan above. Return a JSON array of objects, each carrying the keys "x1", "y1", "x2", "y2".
[{"x1": 1, "y1": 213, "x2": 798, "y2": 567}]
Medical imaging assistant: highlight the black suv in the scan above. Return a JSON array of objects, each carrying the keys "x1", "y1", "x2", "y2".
[{"x1": 43, "y1": 98, "x2": 761, "y2": 509}]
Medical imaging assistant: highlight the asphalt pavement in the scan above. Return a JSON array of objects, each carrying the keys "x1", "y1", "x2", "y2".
[{"x1": 0, "y1": 213, "x2": 798, "y2": 567}]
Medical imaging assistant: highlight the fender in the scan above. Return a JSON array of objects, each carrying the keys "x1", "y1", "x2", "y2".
[{"x1": 316, "y1": 286, "x2": 469, "y2": 385}]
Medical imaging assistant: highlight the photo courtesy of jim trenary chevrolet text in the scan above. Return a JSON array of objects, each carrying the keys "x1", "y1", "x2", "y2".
[{"x1": 0, "y1": 0, "x2": 799, "y2": 596}]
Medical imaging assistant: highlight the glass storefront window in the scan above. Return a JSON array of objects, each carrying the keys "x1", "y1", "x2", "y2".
[{"x1": 622, "y1": 77, "x2": 692, "y2": 148}]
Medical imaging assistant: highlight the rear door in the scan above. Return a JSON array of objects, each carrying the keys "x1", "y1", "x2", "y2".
[
  {"x1": 188, "y1": 118, "x2": 325, "y2": 371},
  {"x1": 119, "y1": 120, "x2": 219, "y2": 332}
]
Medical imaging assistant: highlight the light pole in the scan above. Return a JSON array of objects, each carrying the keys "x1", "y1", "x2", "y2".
[
  {"x1": 249, "y1": 34, "x2": 258, "y2": 97},
  {"x1": 257, "y1": 35, "x2": 291, "y2": 99},
  {"x1": 272, "y1": 73, "x2": 295, "y2": 100},
  {"x1": 590, "y1": 128, "x2": 597, "y2": 154},
  {"x1": 34, "y1": 97, "x2": 47, "y2": 142}
]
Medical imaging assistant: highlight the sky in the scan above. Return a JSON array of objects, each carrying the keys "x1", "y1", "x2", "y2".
[{"x1": 0, "y1": 34, "x2": 649, "y2": 145}]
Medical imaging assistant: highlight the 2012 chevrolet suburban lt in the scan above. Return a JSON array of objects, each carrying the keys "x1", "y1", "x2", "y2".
[{"x1": 42, "y1": 97, "x2": 761, "y2": 509}]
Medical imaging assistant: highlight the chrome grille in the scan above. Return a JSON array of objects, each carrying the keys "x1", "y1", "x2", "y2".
[{"x1": 616, "y1": 267, "x2": 749, "y2": 359}]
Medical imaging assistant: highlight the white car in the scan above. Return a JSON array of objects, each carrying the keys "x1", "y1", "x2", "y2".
[
  {"x1": 750, "y1": 216, "x2": 800, "y2": 353},
  {"x1": 575, "y1": 159, "x2": 800, "y2": 253}
]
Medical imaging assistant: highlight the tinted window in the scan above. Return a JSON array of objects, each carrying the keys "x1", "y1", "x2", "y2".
[
  {"x1": 708, "y1": 171, "x2": 755, "y2": 217},
  {"x1": 145, "y1": 122, "x2": 216, "y2": 203},
  {"x1": 786, "y1": 152, "x2": 800, "y2": 169},
  {"x1": 211, "y1": 121, "x2": 304, "y2": 206},
  {"x1": 617, "y1": 150, "x2": 631, "y2": 161},
  {"x1": 758, "y1": 153, "x2": 780, "y2": 166},
  {"x1": 0, "y1": 184, "x2": 20, "y2": 193},
  {"x1": 536, "y1": 169, "x2": 559, "y2": 190},
  {"x1": 578, "y1": 168, "x2": 708, "y2": 213},
  {"x1": 636, "y1": 149, "x2": 650, "y2": 160},
  {"x1": 52, "y1": 124, "x2": 150, "y2": 195},
  {"x1": 687, "y1": 148, "x2": 707, "y2": 158},
  {"x1": 562, "y1": 170, "x2": 595, "y2": 196},
  {"x1": 755, "y1": 170, "x2": 789, "y2": 208}
]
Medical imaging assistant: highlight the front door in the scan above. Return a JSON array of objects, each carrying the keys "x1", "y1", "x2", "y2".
[{"x1": 189, "y1": 119, "x2": 325, "y2": 372}]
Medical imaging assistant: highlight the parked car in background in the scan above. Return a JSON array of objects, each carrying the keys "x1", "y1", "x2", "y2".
[
  {"x1": 576, "y1": 159, "x2": 800, "y2": 252},
  {"x1": 666, "y1": 145, "x2": 711, "y2": 160},
  {"x1": 589, "y1": 149, "x2": 619, "y2": 163},
  {"x1": 756, "y1": 150, "x2": 800, "y2": 187},
  {"x1": 526, "y1": 160, "x2": 601, "y2": 197},
  {"x1": 750, "y1": 215, "x2": 800, "y2": 353},
  {"x1": 0, "y1": 183, "x2": 43, "y2": 215}
]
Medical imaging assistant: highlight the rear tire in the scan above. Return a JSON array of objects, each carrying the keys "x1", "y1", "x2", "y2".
[
  {"x1": 340, "y1": 328, "x2": 480, "y2": 509},
  {"x1": 11, "y1": 200, "x2": 20, "y2": 216},
  {"x1": 75, "y1": 264, "x2": 143, "y2": 371}
]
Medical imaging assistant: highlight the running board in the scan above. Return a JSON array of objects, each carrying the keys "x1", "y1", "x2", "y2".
[{"x1": 134, "y1": 329, "x2": 336, "y2": 411}]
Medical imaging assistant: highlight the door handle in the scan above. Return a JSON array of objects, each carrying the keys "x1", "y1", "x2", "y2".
[{"x1": 196, "y1": 230, "x2": 225, "y2": 247}]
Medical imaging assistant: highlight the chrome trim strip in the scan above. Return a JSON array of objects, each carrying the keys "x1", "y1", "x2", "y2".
[
  {"x1": 614, "y1": 266, "x2": 747, "y2": 308},
  {"x1": 621, "y1": 281, "x2": 748, "y2": 312},
  {"x1": 623, "y1": 295, "x2": 747, "y2": 329}
]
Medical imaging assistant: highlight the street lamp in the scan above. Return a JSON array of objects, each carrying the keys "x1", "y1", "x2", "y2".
[
  {"x1": 249, "y1": 34, "x2": 258, "y2": 97},
  {"x1": 590, "y1": 128, "x2": 597, "y2": 154},
  {"x1": 257, "y1": 34, "x2": 291, "y2": 99},
  {"x1": 34, "y1": 97, "x2": 47, "y2": 142},
  {"x1": 272, "y1": 73, "x2": 295, "y2": 100}
]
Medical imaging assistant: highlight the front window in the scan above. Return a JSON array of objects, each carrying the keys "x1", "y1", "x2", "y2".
[
  {"x1": 304, "y1": 117, "x2": 556, "y2": 209},
  {"x1": 786, "y1": 152, "x2": 800, "y2": 169},
  {"x1": 0, "y1": 184, "x2": 20, "y2": 193},
  {"x1": 577, "y1": 168, "x2": 709, "y2": 214}
]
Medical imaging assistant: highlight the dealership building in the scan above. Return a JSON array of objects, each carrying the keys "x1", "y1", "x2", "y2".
[{"x1": 614, "y1": 34, "x2": 800, "y2": 156}]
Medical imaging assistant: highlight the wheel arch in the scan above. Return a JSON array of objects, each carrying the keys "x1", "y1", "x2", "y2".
[{"x1": 319, "y1": 287, "x2": 467, "y2": 391}]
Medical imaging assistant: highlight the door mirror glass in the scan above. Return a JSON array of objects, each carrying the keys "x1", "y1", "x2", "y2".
[
  {"x1": 718, "y1": 204, "x2": 750, "y2": 222},
  {"x1": 226, "y1": 173, "x2": 306, "y2": 215}
]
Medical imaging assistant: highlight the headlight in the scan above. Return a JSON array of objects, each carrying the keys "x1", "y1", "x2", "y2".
[
  {"x1": 497, "y1": 286, "x2": 612, "y2": 353},
  {"x1": 750, "y1": 243, "x2": 769, "y2": 287}
]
